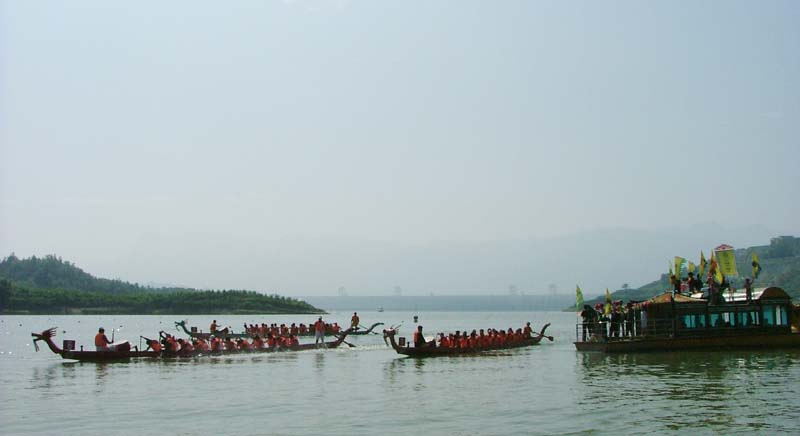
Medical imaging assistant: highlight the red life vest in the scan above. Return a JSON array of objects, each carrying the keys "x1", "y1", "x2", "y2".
[{"x1": 94, "y1": 333, "x2": 108, "y2": 347}]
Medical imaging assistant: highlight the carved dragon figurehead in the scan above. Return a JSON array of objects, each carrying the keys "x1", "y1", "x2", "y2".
[
  {"x1": 31, "y1": 327, "x2": 59, "y2": 353},
  {"x1": 175, "y1": 320, "x2": 189, "y2": 333},
  {"x1": 382, "y1": 325, "x2": 401, "y2": 346}
]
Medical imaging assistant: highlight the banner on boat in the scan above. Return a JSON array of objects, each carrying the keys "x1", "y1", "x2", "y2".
[{"x1": 714, "y1": 244, "x2": 738, "y2": 277}]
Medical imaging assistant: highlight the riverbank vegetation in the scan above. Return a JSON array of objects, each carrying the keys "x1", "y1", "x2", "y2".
[{"x1": 0, "y1": 255, "x2": 323, "y2": 315}]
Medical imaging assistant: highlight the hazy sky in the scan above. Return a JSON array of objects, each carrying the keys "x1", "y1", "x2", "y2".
[{"x1": 1, "y1": 1, "x2": 798, "y2": 294}]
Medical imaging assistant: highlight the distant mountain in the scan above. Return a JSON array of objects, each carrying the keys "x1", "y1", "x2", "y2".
[{"x1": 575, "y1": 235, "x2": 800, "y2": 309}]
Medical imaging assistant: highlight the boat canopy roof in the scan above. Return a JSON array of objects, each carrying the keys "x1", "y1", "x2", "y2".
[
  {"x1": 713, "y1": 286, "x2": 790, "y2": 303},
  {"x1": 755, "y1": 286, "x2": 790, "y2": 300},
  {"x1": 644, "y1": 292, "x2": 707, "y2": 306},
  {"x1": 640, "y1": 287, "x2": 791, "y2": 308}
]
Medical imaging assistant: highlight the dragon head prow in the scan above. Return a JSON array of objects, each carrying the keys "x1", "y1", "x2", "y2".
[{"x1": 30, "y1": 327, "x2": 57, "y2": 352}]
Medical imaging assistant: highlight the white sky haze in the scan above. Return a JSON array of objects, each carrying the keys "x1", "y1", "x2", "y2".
[{"x1": 1, "y1": 1, "x2": 798, "y2": 295}]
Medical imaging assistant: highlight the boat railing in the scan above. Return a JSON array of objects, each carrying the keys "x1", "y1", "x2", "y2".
[
  {"x1": 576, "y1": 315, "x2": 791, "y2": 342},
  {"x1": 576, "y1": 319, "x2": 683, "y2": 342}
]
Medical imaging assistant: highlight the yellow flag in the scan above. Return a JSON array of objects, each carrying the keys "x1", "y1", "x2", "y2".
[
  {"x1": 575, "y1": 285, "x2": 584, "y2": 311},
  {"x1": 688, "y1": 261, "x2": 696, "y2": 274},
  {"x1": 751, "y1": 253, "x2": 762, "y2": 279},
  {"x1": 715, "y1": 245, "x2": 738, "y2": 277},
  {"x1": 604, "y1": 289, "x2": 612, "y2": 315},
  {"x1": 668, "y1": 261, "x2": 674, "y2": 285},
  {"x1": 699, "y1": 251, "x2": 707, "y2": 277},
  {"x1": 710, "y1": 252, "x2": 723, "y2": 284},
  {"x1": 674, "y1": 256, "x2": 686, "y2": 278}
]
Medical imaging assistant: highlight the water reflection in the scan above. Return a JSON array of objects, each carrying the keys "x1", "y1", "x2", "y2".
[
  {"x1": 94, "y1": 363, "x2": 110, "y2": 391},
  {"x1": 383, "y1": 356, "x2": 414, "y2": 387},
  {"x1": 575, "y1": 350, "x2": 800, "y2": 432},
  {"x1": 30, "y1": 364, "x2": 67, "y2": 390}
]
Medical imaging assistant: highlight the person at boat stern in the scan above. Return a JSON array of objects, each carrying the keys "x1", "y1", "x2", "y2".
[
  {"x1": 314, "y1": 317, "x2": 326, "y2": 345},
  {"x1": 414, "y1": 325, "x2": 433, "y2": 348},
  {"x1": 351, "y1": 312, "x2": 360, "y2": 331},
  {"x1": 95, "y1": 327, "x2": 112, "y2": 351}
]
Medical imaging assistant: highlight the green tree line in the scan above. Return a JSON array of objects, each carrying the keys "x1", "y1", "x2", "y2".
[{"x1": 0, "y1": 255, "x2": 323, "y2": 315}]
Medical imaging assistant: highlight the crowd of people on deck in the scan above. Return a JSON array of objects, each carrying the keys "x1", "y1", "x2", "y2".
[
  {"x1": 412, "y1": 322, "x2": 538, "y2": 349},
  {"x1": 579, "y1": 302, "x2": 642, "y2": 341},
  {"x1": 672, "y1": 271, "x2": 756, "y2": 304}
]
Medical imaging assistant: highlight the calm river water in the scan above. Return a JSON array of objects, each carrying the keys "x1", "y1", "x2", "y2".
[{"x1": 2, "y1": 311, "x2": 799, "y2": 435}]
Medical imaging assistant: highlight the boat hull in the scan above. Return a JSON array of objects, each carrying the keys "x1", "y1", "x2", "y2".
[
  {"x1": 384, "y1": 323, "x2": 552, "y2": 358},
  {"x1": 574, "y1": 332, "x2": 800, "y2": 353},
  {"x1": 394, "y1": 337, "x2": 545, "y2": 357},
  {"x1": 59, "y1": 350, "x2": 160, "y2": 361}
]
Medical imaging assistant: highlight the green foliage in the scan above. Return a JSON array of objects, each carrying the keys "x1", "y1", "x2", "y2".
[
  {"x1": 765, "y1": 236, "x2": 800, "y2": 259},
  {"x1": 0, "y1": 254, "x2": 192, "y2": 294},
  {"x1": 0, "y1": 254, "x2": 323, "y2": 315}
]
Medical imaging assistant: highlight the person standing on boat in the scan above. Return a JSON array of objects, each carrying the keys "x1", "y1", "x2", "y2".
[
  {"x1": 314, "y1": 317, "x2": 326, "y2": 345},
  {"x1": 706, "y1": 275, "x2": 719, "y2": 304},
  {"x1": 95, "y1": 327, "x2": 112, "y2": 351},
  {"x1": 687, "y1": 272, "x2": 701, "y2": 293},
  {"x1": 350, "y1": 312, "x2": 360, "y2": 331},
  {"x1": 744, "y1": 278, "x2": 753, "y2": 302}
]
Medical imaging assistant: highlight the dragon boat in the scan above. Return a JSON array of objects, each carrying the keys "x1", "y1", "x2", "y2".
[
  {"x1": 174, "y1": 320, "x2": 384, "y2": 339},
  {"x1": 174, "y1": 320, "x2": 251, "y2": 339},
  {"x1": 574, "y1": 287, "x2": 800, "y2": 353},
  {"x1": 32, "y1": 327, "x2": 353, "y2": 362},
  {"x1": 348, "y1": 322, "x2": 384, "y2": 335},
  {"x1": 31, "y1": 328, "x2": 157, "y2": 361},
  {"x1": 383, "y1": 323, "x2": 552, "y2": 357}
]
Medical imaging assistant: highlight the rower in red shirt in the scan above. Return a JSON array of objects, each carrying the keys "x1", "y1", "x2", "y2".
[
  {"x1": 523, "y1": 322, "x2": 533, "y2": 339},
  {"x1": 94, "y1": 328, "x2": 111, "y2": 351}
]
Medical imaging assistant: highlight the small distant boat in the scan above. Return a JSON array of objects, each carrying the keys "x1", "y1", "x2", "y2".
[
  {"x1": 384, "y1": 323, "x2": 552, "y2": 357},
  {"x1": 377, "y1": 307, "x2": 384, "y2": 312},
  {"x1": 574, "y1": 286, "x2": 800, "y2": 353}
]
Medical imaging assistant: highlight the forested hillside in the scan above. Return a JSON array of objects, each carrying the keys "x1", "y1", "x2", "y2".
[
  {"x1": 0, "y1": 254, "x2": 191, "y2": 294},
  {"x1": 0, "y1": 255, "x2": 323, "y2": 315}
]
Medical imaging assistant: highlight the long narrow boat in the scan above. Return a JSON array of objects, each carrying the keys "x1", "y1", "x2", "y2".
[
  {"x1": 383, "y1": 323, "x2": 552, "y2": 357},
  {"x1": 574, "y1": 287, "x2": 800, "y2": 353},
  {"x1": 31, "y1": 328, "x2": 157, "y2": 361},
  {"x1": 174, "y1": 320, "x2": 384, "y2": 339},
  {"x1": 349, "y1": 322, "x2": 384, "y2": 335},
  {"x1": 174, "y1": 320, "x2": 250, "y2": 339},
  {"x1": 32, "y1": 327, "x2": 352, "y2": 362}
]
